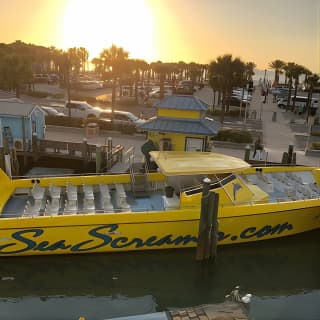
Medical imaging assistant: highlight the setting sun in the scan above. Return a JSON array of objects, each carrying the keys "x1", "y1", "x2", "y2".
[{"x1": 58, "y1": 0, "x2": 155, "y2": 61}]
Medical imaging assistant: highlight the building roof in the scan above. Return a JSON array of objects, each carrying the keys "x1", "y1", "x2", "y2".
[
  {"x1": 138, "y1": 116, "x2": 221, "y2": 136},
  {"x1": 153, "y1": 95, "x2": 208, "y2": 111},
  {"x1": 0, "y1": 101, "x2": 38, "y2": 117}
]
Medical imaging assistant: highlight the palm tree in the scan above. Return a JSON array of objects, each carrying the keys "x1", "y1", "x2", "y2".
[
  {"x1": 77, "y1": 47, "x2": 89, "y2": 73},
  {"x1": 67, "y1": 47, "x2": 81, "y2": 75},
  {"x1": 0, "y1": 53, "x2": 33, "y2": 97},
  {"x1": 282, "y1": 62, "x2": 305, "y2": 111},
  {"x1": 268, "y1": 59, "x2": 286, "y2": 86},
  {"x1": 245, "y1": 62, "x2": 256, "y2": 81},
  {"x1": 99, "y1": 45, "x2": 129, "y2": 108},
  {"x1": 151, "y1": 61, "x2": 171, "y2": 99},
  {"x1": 188, "y1": 62, "x2": 202, "y2": 91},
  {"x1": 208, "y1": 54, "x2": 246, "y2": 122},
  {"x1": 305, "y1": 74, "x2": 319, "y2": 119}
]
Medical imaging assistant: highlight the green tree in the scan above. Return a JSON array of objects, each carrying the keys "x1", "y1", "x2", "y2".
[
  {"x1": 77, "y1": 47, "x2": 89, "y2": 73},
  {"x1": 0, "y1": 53, "x2": 33, "y2": 97},
  {"x1": 99, "y1": 44, "x2": 129, "y2": 107},
  {"x1": 284, "y1": 62, "x2": 306, "y2": 110},
  {"x1": 305, "y1": 74, "x2": 319, "y2": 118},
  {"x1": 268, "y1": 59, "x2": 286, "y2": 86},
  {"x1": 208, "y1": 54, "x2": 246, "y2": 122}
]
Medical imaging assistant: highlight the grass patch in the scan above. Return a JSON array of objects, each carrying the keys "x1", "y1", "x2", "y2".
[{"x1": 311, "y1": 142, "x2": 320, "y2": 150}]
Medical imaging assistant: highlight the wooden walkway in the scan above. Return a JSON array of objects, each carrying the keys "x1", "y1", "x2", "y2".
[{"x1": 169, "y1": 302, "x2": 248, "y2": 320}]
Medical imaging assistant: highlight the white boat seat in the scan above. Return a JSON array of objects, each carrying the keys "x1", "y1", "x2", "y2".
[
  {"x1": 99, "y1": 184, "x2": 111, "y2": 199},
  {"x1": 83, "y1": 184, "x2": 94, "y2": 199},
  {"x1": 45, "y1": 198, "x2": 60, "y2": 215},
  {"x1": 162, "y1": 194, "x2": 180, "y2": 210},
  {"x1": 83, "y1": 198, "x2": 95, "y2": 212},
  {"x1": 66, "y1": 184, "x2": 78, "y2": 201},
  {"x1": 114, "y1": 184, "x2": 131, "y2": 211},
  {"x1": 32, "y1": 184, "x2": 45, "y2": 200},
  {"x1": 285, "y1": 186, "x2": 296, "y2": 198},
  {"x1": 102, "y1": 200, "x2": 114, "y2": 213},
  {"x1": 64, "y1": 199, "x2": 77, "y2": 214},
  {"x1": 49, "y1": 184, "x2": 61, "y2": 198}
]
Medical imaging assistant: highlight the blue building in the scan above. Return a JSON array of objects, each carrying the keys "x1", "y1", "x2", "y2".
[{"x1": 0, "y1": 101, "x2": 45, "y2": 151}]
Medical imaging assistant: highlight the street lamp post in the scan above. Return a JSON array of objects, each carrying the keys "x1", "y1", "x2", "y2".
[{"x1": 244, "y1": 84, "x2": 250, "y2": 124}]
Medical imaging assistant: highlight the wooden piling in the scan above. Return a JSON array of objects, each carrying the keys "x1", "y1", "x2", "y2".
[
  {"x1": 107, "y1": 137, "x2": 113, "y2": 170},
  {"x1": 0, "y1": 147, "x2": 4, "y2": 171},
  {"x1": 287, "y1": 144, "x2": 294, "y2": 164},
  {"x1": 196, "y1": 178, "x2": 219, "y2": 261},
  {"x1": 82, "y1": 138, "x2": 89, "y2": 170},
  {"x1": 244, "y1": 145, "x2": 250, "y2": 162},
  {"x1": 95, "y1": 144, "x2": 102, "y2": 173}
]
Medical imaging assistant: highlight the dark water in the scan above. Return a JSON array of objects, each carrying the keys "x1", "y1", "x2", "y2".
[{"x1": 0, "y1": 231, "x2": 319, "y2": 320}]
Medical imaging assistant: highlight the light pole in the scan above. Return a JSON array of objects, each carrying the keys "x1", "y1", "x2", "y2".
[{"x1": 244, "y1": 83, "x2": 250, "y2": 124}]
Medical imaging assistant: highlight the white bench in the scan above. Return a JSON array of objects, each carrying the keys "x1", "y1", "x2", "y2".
[
  {"x1": 115, "y1": 184, "x2": 131, "y2": 212},
  {"x1": 99, "y1": 184, "x2": 114, "y2": 213}
]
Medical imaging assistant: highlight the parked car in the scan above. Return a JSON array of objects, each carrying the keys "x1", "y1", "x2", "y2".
[
  {"x1": 61, "y1": 101, "x2": 105, "y2": 118},
  {"x1": 41, "y1": 106, "x2": 66, "y2": 117},
  {"x1": 222, "y1": 96, "x2": 250, "y2": 107},
  {"x1": 100, "y1": 110, "x2": 146, "y2": 132},
  {"x1": 149, "y1": 88, "x2": 172, "y2": 99}
]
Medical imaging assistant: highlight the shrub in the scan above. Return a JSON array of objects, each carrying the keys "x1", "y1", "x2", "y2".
[
  {"x1": 207, "y1": 109, "x2": 248, "y2": 118},
  {"x1": 45, "y1": 115, "x2": 83, "y2": 127},
  {"x1": 214, "y1": 129, "x2": 253, "y2": 143},
  {"x1": 24, "y1": 91, "x2": 49, "y2": 98},
  {"x1": 311, "y1": 142, "x2": 320, "y2": 150}
]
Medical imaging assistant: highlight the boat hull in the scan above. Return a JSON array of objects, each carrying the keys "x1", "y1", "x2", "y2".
[{"x1": 0, "y1": 201, "x2": 319, "y2": 256}]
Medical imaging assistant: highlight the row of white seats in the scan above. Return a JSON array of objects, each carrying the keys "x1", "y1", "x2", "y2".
[{"x1": 25, "y1": 183, "x2": 133, "y2": 216}]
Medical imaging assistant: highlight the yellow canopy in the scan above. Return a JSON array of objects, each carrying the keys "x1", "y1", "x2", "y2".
[{"x1": 149, "y1": 151, "x2": 251, "y2": 176}]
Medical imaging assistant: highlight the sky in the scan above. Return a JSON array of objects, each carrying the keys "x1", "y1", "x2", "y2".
[{"x1": 0, "y1": 0, "x2": 319, "y2": 73}]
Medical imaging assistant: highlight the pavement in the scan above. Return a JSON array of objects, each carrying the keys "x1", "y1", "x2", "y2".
[
  {"x1": 194, "y1": 86, "x2": 320, "y2": 166},
  {"x1": 2, "y1": 84, "x2": 320, "y2": 167}
]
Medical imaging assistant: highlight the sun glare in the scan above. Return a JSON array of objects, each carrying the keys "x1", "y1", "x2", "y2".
[{"x1": 59, "y1": 0, "x2": 155, "y2": 61}]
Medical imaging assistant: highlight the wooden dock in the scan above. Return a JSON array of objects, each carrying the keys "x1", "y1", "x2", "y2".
[
  {"x1": 0, "y1": 138, "x2": 125, "y2": 175},
  {"x1": 87, "y1": 301, "x2": 249, "y2": 320},
  {"x1": 169, "y1": 302, "x2": 248, "y2": 320}
]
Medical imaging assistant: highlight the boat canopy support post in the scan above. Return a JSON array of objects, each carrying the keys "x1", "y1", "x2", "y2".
[{"x1": 196, "y1": 178, "x2": 219, "y2": 261}]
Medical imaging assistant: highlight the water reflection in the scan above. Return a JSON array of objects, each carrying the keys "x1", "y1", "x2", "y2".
[{"x1": 0, "y1": 231, "x2": 319, "y2": 319}]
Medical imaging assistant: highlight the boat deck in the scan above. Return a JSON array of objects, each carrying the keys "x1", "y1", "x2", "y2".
[
  {"x1": 242, "y1": 170, "x2": 320, "y2": 202},
  {"x1": 2, "y1": 169, "x2": 320, "y2": 219},
  {"x1": 1, "y1": 184, "x2": 167, "y2": 218}
]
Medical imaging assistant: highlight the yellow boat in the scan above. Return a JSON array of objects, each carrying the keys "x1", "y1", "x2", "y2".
[{"x1": 0, "y1": 151, "x2": 320, "y2": 256}]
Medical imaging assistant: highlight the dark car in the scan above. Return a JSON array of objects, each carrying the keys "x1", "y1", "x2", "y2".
[{"x1": 222, "y1": 96, "x2": 250, "y2": 107}]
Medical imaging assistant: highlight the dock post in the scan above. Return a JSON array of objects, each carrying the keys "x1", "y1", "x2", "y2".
[
  {"x1": 244, "y1": 144, "x2": 250, "y2": 162},
  {"x1": 281, "y1": 152, "x2": 288, "y2": 164},
  {"x1": 96, "y1": 144, "x2": 102, "y2": 173},
  {"x1": 196, "y1": 178, "x2": 219, "y2": 261},
  {"x1": 107, "y1": 137, "x2": 113, "y2": 169},
  {"x1": 287, "y1": 144, "x2": 294, "y2": 164},
  {"x1": 82, "y1": 138, "x2": 89, "y2": 170}
]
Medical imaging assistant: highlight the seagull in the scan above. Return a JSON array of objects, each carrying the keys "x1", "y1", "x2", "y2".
[{"x1": 241, "y1": 293, "x2": 252, "y2": 304}]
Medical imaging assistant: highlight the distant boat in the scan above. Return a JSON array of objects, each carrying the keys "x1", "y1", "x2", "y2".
[{"x1": 0, "y1": 151, "x2": 320, "y2": 256}]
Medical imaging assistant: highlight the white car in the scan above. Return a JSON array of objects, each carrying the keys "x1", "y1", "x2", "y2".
[
  {"x1": 64, "y1": 101, "x2": 104, "y2": 118},
  {"x1": 100, "y1": 110, "x2": 145, "y2": 126},
  {"x1": 149, "y1": 88, "x2": 172, "y2": 99},
  {"x1": 41, "y1": 106, "x2": 66, "y2": 117}
]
